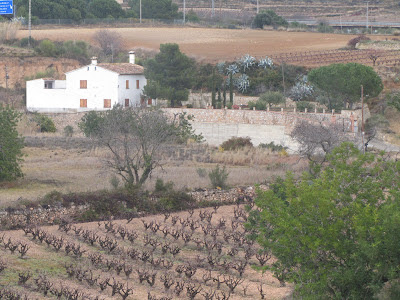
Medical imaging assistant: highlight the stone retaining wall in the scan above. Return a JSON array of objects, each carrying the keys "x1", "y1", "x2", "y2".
[
  {"x1": 0, "y1": 187, "x2": 258, "y2": 229},
  {"x1": 164, "y1": 108, "x2": 355, "y2": 130}
]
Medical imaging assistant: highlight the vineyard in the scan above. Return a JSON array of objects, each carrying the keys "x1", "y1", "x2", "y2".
[
  {"x1": 270, "y1": 49, "x2": 400, "y2": 67},
  {"x1": 0, "y1": 203, "x2": 292, "y2": 299}
]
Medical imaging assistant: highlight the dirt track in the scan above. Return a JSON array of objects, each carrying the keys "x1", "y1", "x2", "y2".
[{"x1": 17, "y1": 27, "x2": 366, "y2": 62}]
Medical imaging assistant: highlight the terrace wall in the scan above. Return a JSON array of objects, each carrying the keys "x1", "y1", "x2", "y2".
[{"x1": 163, "y1": 107, "x2": 363, "y2": 148}]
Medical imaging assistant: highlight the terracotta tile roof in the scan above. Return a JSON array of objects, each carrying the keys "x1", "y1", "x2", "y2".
[{"x1": 97, "y1": 63, "x2": 144, "y2": 75}]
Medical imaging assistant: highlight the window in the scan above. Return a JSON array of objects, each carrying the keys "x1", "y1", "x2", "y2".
[
  {"x1": 44, "y1": 81, "x2": 53, "y2": 89},
  {"x1": 125, "y1": 99, "x2": 130, "y2": 107},
  {"x1": 80, "y1": 80, "x2": 87, "y2": 89},
  {"x1": 126, "y1": 80, "x2": 129, "y2": 89},
  {"x1": 104, "y1": 99, "x2": 111, "y2": 108},
  {"x1": 80, "y1": 99, "x2": 87, "y2": 108},
  {"x1": 136, "y1": 80, "x2": 140, "y2": 89},
  {"x1": 148, "y1": 98, "x2": 152, "y2": 105}
]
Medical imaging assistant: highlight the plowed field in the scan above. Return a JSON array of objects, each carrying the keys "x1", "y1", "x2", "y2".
[{"x1": 17, "y1": 27, "x2": 378, "y2": 62}]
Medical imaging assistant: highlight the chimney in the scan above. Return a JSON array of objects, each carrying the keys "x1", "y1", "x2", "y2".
[
  {"x1": 91, "y1": 57, "x2": 97, "y2": 65},
  {"x1": 129, "y1": 51, "x2": 135, "y2": 64}
]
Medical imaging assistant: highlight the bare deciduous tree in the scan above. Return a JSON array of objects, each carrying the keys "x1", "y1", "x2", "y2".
[
  {"x1": 92, "y1": 29, "x2": 124, "y2": 59},
  {"x1": 290, "y1": 121, "x2": 354, "y2": 171},
  {"x1": 81, "y1": 107, "x2": 178, "y2": 188}
]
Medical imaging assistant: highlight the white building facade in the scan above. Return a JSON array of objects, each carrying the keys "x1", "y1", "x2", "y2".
[{"x1": 26, "y1": 52, "x2": 148, "y2": 112}]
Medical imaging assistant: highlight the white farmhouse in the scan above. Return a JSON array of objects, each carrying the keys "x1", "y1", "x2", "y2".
[{"x1": 26, "y1": 51, "x2": 149, "y2": 112}]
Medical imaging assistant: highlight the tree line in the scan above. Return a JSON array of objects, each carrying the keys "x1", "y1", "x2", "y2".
[{"x1": 12, "y1": 0, "x2": 182, "y2": 21}]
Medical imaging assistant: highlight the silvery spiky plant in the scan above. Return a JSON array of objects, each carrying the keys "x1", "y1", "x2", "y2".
[
  {"x1": 258, "y1": 56, "x2": 274, "y2": 69},
  {"x1": 216, "y1": 62, "x2": 226, "y2": 74},
  {"x1": 226, "y1": 64, "x2": 240, "y2": 75},
  {"x1": 239, "y1": 54, "x2": 256, "y2": 72},
  {"x1": 289, "y1": 76, "x2": 314, "y2": 101},
  {"x1": 236, "y1": 74, "x2": 250, "y2": 92}
]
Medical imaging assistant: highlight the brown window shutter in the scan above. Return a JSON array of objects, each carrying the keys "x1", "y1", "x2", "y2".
[
  {"x1": 104, "y1": 99, "x2": 111, "y2": 108},
  {"x1": 126, "y1": 80, "x2": 129, "y2": 89},
  {"x1": 80, "y1": 80, "x2": 87, "y2": 89},
  {"x1": 125, "y1": 99, "x2": 129, "y2": 107},
  {"x1": 136, "y1": 80, "x2": 140, "y2": 89},
  {"x1": 80, "y1": 99, "x2": 87, "y2": 108}
]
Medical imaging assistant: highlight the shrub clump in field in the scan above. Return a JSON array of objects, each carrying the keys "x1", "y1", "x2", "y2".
[
  {"x1": 32, "y1": 113, "x2": 56, "y2": 133},
  {"x1": 347, "y1": 35, "x2": 370, "y2": 49},
  {"x1": 153, "y1": 179, "x2": 194, "y2": 211},
  {"x1": 259, "y1": 142, "x2": 288, "y2": 152},
  {"x1": 63, "y1": 125, "x2": 74, "y2": 137},
  {"x1": 208, "y1": 165, "x2": 229, "y2": 189},
  {"x1": 220, "y1": 137, "x2": 253, "y2": 151}
]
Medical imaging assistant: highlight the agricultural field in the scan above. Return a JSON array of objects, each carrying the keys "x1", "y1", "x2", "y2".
[
  {"x1": 270, "y1": 49, "x2": 400, "y2": 67},
  {"x1": 0, "y1": 205, "x2": 293, "y2": 299},
  {"x1": 0, "y1": 135, "x2": 305, "y2": 208},
  {"x1": 16, "y1": 28, "x2": 365, "y2": 63}
]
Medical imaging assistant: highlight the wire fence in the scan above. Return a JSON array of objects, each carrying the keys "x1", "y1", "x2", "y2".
[
  {"x1": 18, "y1": 16, "x2": 400, "y2": 31},
  {"x1": 19, "y1": 17, "x2": 250, "y2": 29}
]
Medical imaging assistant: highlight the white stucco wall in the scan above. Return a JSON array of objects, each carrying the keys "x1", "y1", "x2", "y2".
[
  {"x1": 66, "y1": 65, "x2": 119, "y2": 110},
  {"x1": 192, "y1": 122, "x2": 298, "y2": 152},
  {"x1": 118, "y1": 74, "x2": 146, "y2": 107},
  {"x1": 26, "y1": 80, "x2": 70, "y2": 112},
  {"x1": 26, "y1": 64, "x2": 147, "y2": 112}
]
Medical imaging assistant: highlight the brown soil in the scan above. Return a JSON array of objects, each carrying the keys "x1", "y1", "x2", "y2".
[
  {"x1": 0, "y1": 205, "x2": 294, "y2": 299},
  {"x1": 16, "y1": 27, "x2": 377, "y2": 63}
]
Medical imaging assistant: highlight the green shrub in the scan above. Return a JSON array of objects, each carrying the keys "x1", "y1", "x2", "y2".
[
  {"x1": 36, "y1": 40, "x2": 58, "y2": 57},
  {"x1": 255, "y1": 100, "x2": 267, "y2": 110},
  {"x1": 39, "y1": 190, "x2": 63, "y2": 207},
  {"x1": 153, "y1": 179, "x2": 194, "y2": 211},
  {"x1": 63, "y1": 125, "x2": 74, "y2": 137},
  {"x1": 221, "y1": 136, "x2": 253, "y2": 151},
  {"x1": 32, "y1": 113, "x2": 56, "y2": 132},
  {"x1": 259, "y1": 91, "x2": 285, "y2": 107},
  {"x1": 61, "y1": 40, "x2": 89, "y2": 63},
  {"x1": 208, "y1": 165, "x2": 229, "y2": 189},
  {"x1": 19, "y1": 37, "x2": 38, "y2": 48},
  {"x1": 186, "y1": 9, "x2": 200, "y2": 22},
  {"x1": 154, "y1": 178, "x2": 174, "y2": 193},
  {"x1": 253, "y1": 10, "x2": 288, "y2": 29},
  {"x1": 296, "y1": 101, "x2": 314, "y2": 112},
  {"x1": 248, "y1": 101, "x2": 256, "y2": 110},
  {"x1": 317, "y1": 21, "x2": 334, "y2": 33},
  {"x1": 78, "y1": 111, "x2": 104, "y2": 137},
  {"x1": 259, "y1": 141, "x2": 288, "y2": 152}
]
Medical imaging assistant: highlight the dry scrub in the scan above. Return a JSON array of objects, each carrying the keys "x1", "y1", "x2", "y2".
[{"x1": 0, "y1": 21, "x2": 20, "y2": 42}]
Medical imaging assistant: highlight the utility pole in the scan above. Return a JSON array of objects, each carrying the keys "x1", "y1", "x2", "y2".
[
  {"x1": 366, "y1": 1, "x2": 369, "y2": 29},
  {"x1": 361, "y1": 85, "x2": 365, "y2": 153},
  {"x1": 183, "y1": 0, "x2": 185, "y2": 24},
  {"x1": 4, "y1": 65, "x2": 9, "y2": 104},
  {"x1": 28, "y1": 0, "x2": 31, "y2": 47},
  {"x1": 4, "y1": 66, "x2": 9, "y2": 90},
  {"x1": 281, "y1": 61, "x2": 286, "y2": 97},
  {"x1": 212, "y1": 0, "x2": 215, "y2": 18},
  {"x1": 257, "y1": 0, "x2": 259, "y2": 14},
  {"x1": 139, "y1": 0, "x2": 142, "y2": 24}
]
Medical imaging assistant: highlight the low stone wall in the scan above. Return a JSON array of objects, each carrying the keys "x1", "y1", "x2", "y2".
[{"x1": 0, "y1": 187, "x2": 258, "y2": 229}]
